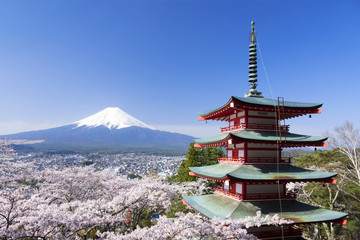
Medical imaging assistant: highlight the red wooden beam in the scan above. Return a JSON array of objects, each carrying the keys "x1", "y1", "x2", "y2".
[
  {"x1": 182, "y1": 200, "x2": 189, "y2": 206},
  {"x1": 194, "y1": 142, "x2": 227, "y2": 148},
  {"x1": 333, "y1": 219, "x2": 347, "y2": 225},
  {"x1": 318, "y1": 178, "x2": 337, "y2": 184}
]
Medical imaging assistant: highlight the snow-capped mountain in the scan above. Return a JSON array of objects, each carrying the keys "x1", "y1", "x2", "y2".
[
  {"x1": 1, "y1": 108, "x2": 194, "y2": 153},
  {"x1": 75, "y1": 107, "x2": 156, "y2": 130}
]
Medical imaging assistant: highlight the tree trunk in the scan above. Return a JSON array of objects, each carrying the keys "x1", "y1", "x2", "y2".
[{"x1": 322, "y1": 222, "x2": 335, "y2": 240}]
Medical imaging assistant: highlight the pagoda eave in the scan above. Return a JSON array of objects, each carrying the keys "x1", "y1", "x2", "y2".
[
  {"x1": 194, "y1": 140, "x2": 328, "y2": 148},
  {"x1": 198, "y1": 105, "x2": 233, "y2": 121},
  {"x1": 189, "y1": 171, "x2": 227, "y2": 182},
  {"x1": 189, "y1": 163, "x2": 337, "y2": 182},
  {"x1": 190, "y1": 171, "x2": 337, "y2": 184},
  {"x1": 226, "y1": 178, "x2": 338, "y2": 184},
  {"x1": 194, "y1": 142, "x2": 227, "y2": 148},
  {"x1": 182, "y1": 198, "x2": 348, "y2": 227},
  {"x1": 194, "y1": 130, "x2": 328, "y2": 148},
  {"x1": 236, "y1": 104, "x2": 322, "y2": 119},
  {"x1": 182, "y1": 194, "x2": 348, "y2": 224},
  {"x1": 199, "y1": 108, "x2": 321, "y2": 121},
  {"x1": 198, "y1": 96, "x2": 323, "y2": 121}
]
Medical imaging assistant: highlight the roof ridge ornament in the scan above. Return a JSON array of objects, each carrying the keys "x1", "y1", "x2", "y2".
[{"x1": 244, "y1": 21, "x2": 263, "y2": 98}]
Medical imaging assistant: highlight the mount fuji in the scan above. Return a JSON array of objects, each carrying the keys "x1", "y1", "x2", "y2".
[
  {"x1": 1, "y1": 107, "x2": 194, "y2": 153},
  {"x1": 75, "y1": 107, "x2": 157, "y2": 130}
]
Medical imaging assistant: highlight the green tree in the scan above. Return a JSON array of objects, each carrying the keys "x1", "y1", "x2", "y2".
[
  {"x1": 176, "y1": 143, "x2": 201, "y2": 182},
  {"x1": 294, "y1": 149, "x2": 360, "y2": 240},
  {"x1": 127, "y1": 173, "x2": 142, "y2": 179},
  {"x1": 200, "y1": 146, "x2": 224, "y2": 166},
  {"x1": 176, "y1": 143, "x2": 223, "y2": 182},
  {"x1": 166, "y1": 143, "x2": 224, "y2": 218}
]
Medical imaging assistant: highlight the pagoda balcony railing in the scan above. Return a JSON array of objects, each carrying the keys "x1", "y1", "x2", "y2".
[
  {"x1": 218, "y1": 157, "x2": 244, "y2": 164},
  {"x1": 218, "y1": 156, "x2": 291, "y2": 164},
  {"x1": 214, "y1": 186, "x2": 296, "y2": 201},
  {"x1": 220, "y1": 123, "x2": 289, "y2": 133},
  {"x1": 214, "y1": 186, "x2": 242, "y2": 201}
]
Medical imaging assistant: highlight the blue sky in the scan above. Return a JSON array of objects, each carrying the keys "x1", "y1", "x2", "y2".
[{"x1": 0, "y1": 0, "x2": 359, "y2": 138}]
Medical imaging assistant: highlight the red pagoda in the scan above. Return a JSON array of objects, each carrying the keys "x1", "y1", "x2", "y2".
[{"x1": 183, "y1": 22, "x2": 348, "y2": 239}]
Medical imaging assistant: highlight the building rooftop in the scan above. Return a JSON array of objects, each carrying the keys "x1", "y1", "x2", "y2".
[
  {"x1": 189, "y1": 163, "x2": 336, "y2": 181},
  {"x1": 183, "y1": 194, "x2": 348, "y2": 224},
  {"x1": 198, "y1": 96, "x2": 323, "y2": 121},
  {"x1": 194, "y1": 130, "x2": 327, "y2": 147}
]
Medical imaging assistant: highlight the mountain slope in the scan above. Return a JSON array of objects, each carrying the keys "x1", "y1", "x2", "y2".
[{"x1": 1, "y1": 108, "x2": 194, "y2": 153}]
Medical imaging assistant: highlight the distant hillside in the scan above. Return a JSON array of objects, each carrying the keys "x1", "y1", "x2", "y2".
[{"x1": 282, "y1": 148, "x2": 315, "y2": 158}]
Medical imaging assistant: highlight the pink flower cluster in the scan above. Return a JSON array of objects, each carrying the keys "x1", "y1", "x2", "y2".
[{"x1": 1, "y1": 161, "x2": 288, "y2": 239}]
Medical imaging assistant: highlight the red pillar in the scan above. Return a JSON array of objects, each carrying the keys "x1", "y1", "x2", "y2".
[
  {"x1": 244, "y1": 142, "x2": 248, "y2": 163},
  {"x1": 278, "y1": 146, "x2": 282, "y2": 163}
]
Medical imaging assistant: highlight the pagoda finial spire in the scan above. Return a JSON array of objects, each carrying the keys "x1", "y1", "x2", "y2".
[
  {"x1": 250, "y1": 21, "x2": 256, "y2": 44},
  {"x1": 244, "y1": 21, "x2": 263, "y2": 98}
]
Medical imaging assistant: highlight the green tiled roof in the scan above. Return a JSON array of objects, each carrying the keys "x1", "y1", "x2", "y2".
[
  {"x1": 195, "y1": 130, "x2": 327, "y2": 145},
  {"x1": 190, "y1": 164, "x2": 240, "y2": 179},
  {"x1": 195, "y1": 133, "x2": 230, "y2": 144},
  {"x1": 199, "y1": 96, "x2": 322, "y2": 117},
  {"x1": 183, "y1": 194, "x2": 348, "y2": 223},
  {"x1": 189, "y1": 163, "x2": 336, "y2": 181}
]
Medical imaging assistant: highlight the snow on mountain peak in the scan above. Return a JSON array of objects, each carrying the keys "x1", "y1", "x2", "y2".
[{"x1": 75, "y1": 107, "x2": 156, "y2": 130}]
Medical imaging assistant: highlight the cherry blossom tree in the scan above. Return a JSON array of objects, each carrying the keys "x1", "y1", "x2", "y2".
[
  {"x1": 98, "y1": 211, "x2": 291, "y2": 240},
  {"x1": 0, "y1": 161, "x2": 35, "y2": 190},
  {"x1": 0, "y1": 164, "x2": 209, "y2": 239},
  {"x1": 1, "y1": 162, "x2": 287, "y2": 240}
]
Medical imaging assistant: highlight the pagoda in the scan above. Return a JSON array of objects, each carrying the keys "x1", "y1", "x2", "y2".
[{"x1": 183, "y1": 22, "x2": 348, "y2": 239}]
